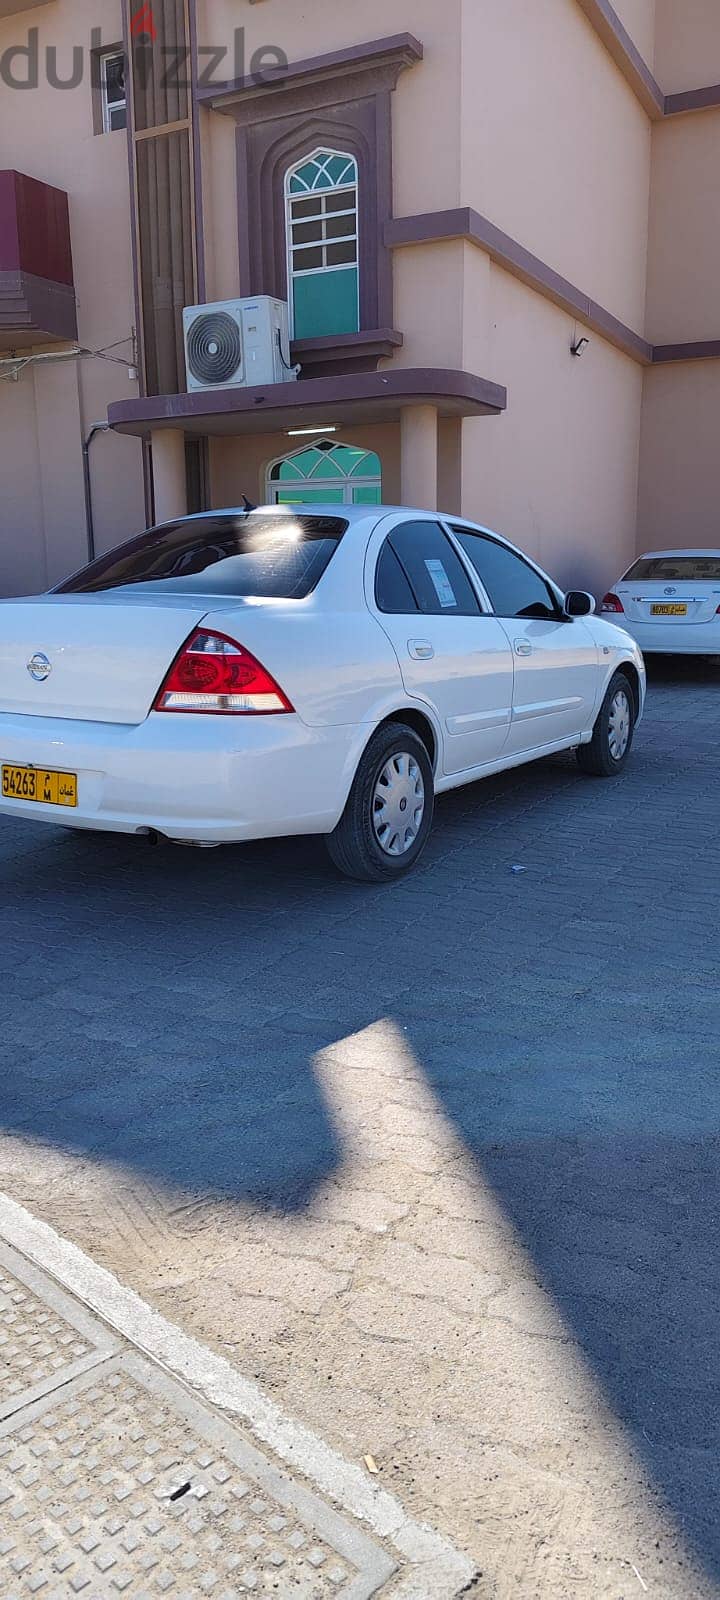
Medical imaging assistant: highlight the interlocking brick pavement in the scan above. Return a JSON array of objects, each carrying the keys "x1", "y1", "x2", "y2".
[
  {"x1": 0, "y1": 1246, "x2": 393, "y2": 1598},
  {"x1": 0, "y1": 1243, "x2": 119, "y2": 1420}
]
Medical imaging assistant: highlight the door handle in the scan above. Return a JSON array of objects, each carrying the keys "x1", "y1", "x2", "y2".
[
  {"x1": 408, "y1": 639, "x2": 434, "y2": 660},
  {"x1": 514, "y1": 639, "x2": 533, "y2": 657}
]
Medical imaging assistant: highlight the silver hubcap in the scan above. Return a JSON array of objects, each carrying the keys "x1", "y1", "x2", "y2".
[
  {"x1": 372, "y1": 752, "x2": 425, "y2": 857},
  {"x1": 608, "y1": 688, "x2": 631, "y2": 761}
]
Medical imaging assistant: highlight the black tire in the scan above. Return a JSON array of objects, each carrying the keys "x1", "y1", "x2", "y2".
[
  {"x1": 326, "y1": 721, "x2": 435, "y2": 883},
  {"x1": 577, "y1": 670, "x2": 635, "y2": 777}
]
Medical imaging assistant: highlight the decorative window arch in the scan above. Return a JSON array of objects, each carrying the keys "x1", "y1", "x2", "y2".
[
  {"x1": 285, "y1": 148, "x2": 360, "y2": 340},
  {"x1": 267, "y1": 439, "x2": 381, "y2": 506}
]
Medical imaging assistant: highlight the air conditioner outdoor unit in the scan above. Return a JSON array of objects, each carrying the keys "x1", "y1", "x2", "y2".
[{"x1": 182, "y1": 297, "x2": 297, "y2": 392}]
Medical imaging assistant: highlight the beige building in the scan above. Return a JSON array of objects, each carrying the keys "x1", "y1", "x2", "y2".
[{"x1": 0, "y1": 0, "x2": 718, "y2": 599}]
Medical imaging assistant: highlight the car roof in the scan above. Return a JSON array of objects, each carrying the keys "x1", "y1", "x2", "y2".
[
  {"x1": 167, "y1": 504, "x2": 450, "y2": 522},
  {"x1": 636, "y1": 548, "x2": 720, "y2": 559}
]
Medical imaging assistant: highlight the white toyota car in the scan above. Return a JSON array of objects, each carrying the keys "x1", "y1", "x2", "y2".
[
  {"x1": 0, "y1": 506, "x2": 644, "y2": 881},
  {"x1": 601, "y1": 549, "x2": 720, "y2": 656}
]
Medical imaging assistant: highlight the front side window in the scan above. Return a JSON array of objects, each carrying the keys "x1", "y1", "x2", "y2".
[
  {"x1": 378, "y1": 522, "x2": 481, "y2": 617},
  {"x1": 56, "y1": 514, "x2": 348, "y2": 599},
  {"x1": 100, "y1": 51, "x2": 127, "y2": 133},
  {"x1": 453, "y1": 530, "x2": 559, "y2": 620},
  {"x1": 285, "y1": 149, "x2": 359, "y2": 339}
]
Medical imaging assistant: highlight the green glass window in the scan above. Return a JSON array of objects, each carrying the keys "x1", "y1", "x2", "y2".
[
  {"x1": 285, "y1": 150, "x2": 359, "y2": 339},
  {"x1": 267, "y1": 440, "x2": 381, "y2": 506}
]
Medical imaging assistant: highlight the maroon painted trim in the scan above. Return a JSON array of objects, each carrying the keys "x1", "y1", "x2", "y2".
[
  {"x1": 574, "y1": 0, "x2": 720, "y2": 122},
  {"x1": 291, "y1": 328, "x2": 403, "y2": 378},
  {"x1": 652, "y1": 341, "x2": 720, "y2": 364},
  {"x1": 0, "y1": 170, "x2": 74, "y2": 287},
  {"x1": 385, "y1": 208, "x2": 654, "y2": 365},
  {"x1": 664, "y1": 83, "x2": 720, "y2": 117},
  {"x1": 188, "y1": 0, "x2": 206, "y2": 301},
  {"x1": 197, "y1": 33, "x2": 423, "y2": 110},
  {"x1": 0, "y1": 269, "x2": 77, "y2": 345},
  {"x1": 574, "y1": 0, "x2": 664, "y2": 116},
  {"x1": 236, "y1": 98, "x2": 393, "y2": 332},
  {"x1": 107, "y1": 367, "x2": 507, "y2": 438},
  {"x1": 120, "y1": 0, "x2": 145, "y2": 396}
]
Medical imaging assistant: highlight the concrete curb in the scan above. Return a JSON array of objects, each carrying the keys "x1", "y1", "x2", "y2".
[{"x1": 0, "y1": 1188, "x2": 477, "y2": 1598}]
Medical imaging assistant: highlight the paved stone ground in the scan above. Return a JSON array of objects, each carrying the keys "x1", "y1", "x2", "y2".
[
  {"x1": 0, "y1": 656, "x2": 718, "y2": 1599},
  {"x1": 0, "y1": 1240, "x2": 393, "y2": 1597}
]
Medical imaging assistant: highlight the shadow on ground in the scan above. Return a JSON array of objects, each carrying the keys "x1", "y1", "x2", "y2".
[{"x1": 0, "y1": 658, "x2": 718, "y2": 1576}]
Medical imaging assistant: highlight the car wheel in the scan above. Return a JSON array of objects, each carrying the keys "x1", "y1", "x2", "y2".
[
  {"x1": 326, "y1": 722, "x2": 435, "y2": 883},
  {"x1": 577, "y1": 671, "x2": 635, "y2": 777}
]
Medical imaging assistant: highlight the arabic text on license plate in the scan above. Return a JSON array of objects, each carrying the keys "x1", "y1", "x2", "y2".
[
  {"x1": 651, "y1": 604, "x2": 687, "y2": 616},
  {"x1": 1, "y1": 765, "x2": 78, "y2": 807}
]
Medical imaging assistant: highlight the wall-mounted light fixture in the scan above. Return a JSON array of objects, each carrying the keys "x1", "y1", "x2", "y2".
[
  {"x1": 286, "y1": 424, "x2": 338, "y2": 437},
  {"x1": 571, "y1": 336, "x2": 590, "y2": 358}
]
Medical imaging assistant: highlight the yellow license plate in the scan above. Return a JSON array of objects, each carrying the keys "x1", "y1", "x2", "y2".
[
  {"x1": 651, "y1": 603, "x2": 687, "y2": 616},
  {"x1": 1, "y1": 764, "x2": 77, "y2": 807}
]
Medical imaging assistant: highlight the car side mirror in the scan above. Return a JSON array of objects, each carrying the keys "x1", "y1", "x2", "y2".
[{"x1": 564, "y1": 590, "x2": 596, "y2": 618}]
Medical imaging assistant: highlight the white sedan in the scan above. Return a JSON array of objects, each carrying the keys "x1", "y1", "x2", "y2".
[
  {"x1": 601, "y1": 549, "x2": 720, "y2": 656},
  {"x1": 0, "y1": 505, "x2": 644, "y2": 881}
]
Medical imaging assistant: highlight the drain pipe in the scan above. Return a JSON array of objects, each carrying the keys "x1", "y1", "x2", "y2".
[{"x1": 82, "y1": 421, "x2": 110, "y2": 563}]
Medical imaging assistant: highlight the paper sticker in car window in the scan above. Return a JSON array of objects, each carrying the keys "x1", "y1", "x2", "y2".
[{"x1": 424, "y1": 558, "x2": 456, "y2": 609}]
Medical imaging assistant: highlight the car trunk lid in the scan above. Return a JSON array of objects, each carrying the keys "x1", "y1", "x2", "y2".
[
  {"x1": 618, "y1": 582, "x2": 720, "y2": 624},
  {"x1": 0, "y1": 593, "x2": 221, "y2": 723}
]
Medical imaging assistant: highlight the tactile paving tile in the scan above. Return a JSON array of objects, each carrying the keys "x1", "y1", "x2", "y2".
[
  {"x1": 0, "y1": 1351, "x2": 394, "y2": 1598},
  {"x1": 0, "y1": 1243, "x2": 120, "y2": 1422}
]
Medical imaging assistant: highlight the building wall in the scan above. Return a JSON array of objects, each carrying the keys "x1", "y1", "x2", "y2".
[
  {"x1": 210, "y1": 423, "x2": 402, "y2": 511},
  {"x1": 460, "y1": 0, "x2": 653, "y2": 334},
  {"x1": 638, "y1": 361, "x2": 720, "y2": 551},
  {"x1": 638, "y1": 11, "x2": 720, "y2": 559},
  {"x1": 444, "y1": 0, "x2": 650, "y2": 593},
  {"x1": 2, "y1": 0, "x2": 720, "y2": 596},
  {"x1": 654, "y1": 0, "x2": 720, "y2": 89},
  {"x1": 0, "y1": 0, "x2": 145, "y2": 594},
  {"x1": 645, "y1": 110, "x2": 720, "y2": 344},
  {"x1": 610, "y1": 0, "x2": 657, "y2": 65},
  {"x1": 197, "y1": 0, "x2": 463, "y2": 308},
  {"x1": 461, "y1": 268, "x2": 644, "y2": 596}
]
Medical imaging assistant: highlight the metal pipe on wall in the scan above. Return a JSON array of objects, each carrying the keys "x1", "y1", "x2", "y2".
[{"x1": 81, "y1": 422, "x2": 111, "y2": 564}]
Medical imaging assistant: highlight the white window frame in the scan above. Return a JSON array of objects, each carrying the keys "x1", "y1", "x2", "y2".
[
  {"x1": 266, "y1": 440, "x2": 381, "y2": 505},
  {"x1": 100, "y1": 50, "x2": 127, "y2": 134},
  {"x1": 284, "y1": 149, "x2": 360, "y2": 339}
]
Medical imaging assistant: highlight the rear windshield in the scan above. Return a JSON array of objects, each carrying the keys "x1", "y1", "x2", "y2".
[
  {"x1": 623, "y1": 556, "x2": 720, "y2": 582},
  {"x1": 56, "y1": 513, "x2": 348, "y2": 599}
]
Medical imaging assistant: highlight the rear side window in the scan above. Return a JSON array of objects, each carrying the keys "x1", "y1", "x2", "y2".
[
  {"x1": 378, "y1": 521, "x2": 480, "y2": 616},
  {"x1": 56, "y1": 513, "x2": 348, "y2": 599},
  {"x1": 623, "y1": 556, "x2": 720, "y2": 582},
  {"x1": 375, "y1": 542, "x2": 418, "y2": 613},
  {"x1": 453, "y1": 529, "x2": 559, "y2": 620}
]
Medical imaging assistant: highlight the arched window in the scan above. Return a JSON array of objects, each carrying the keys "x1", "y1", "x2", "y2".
[
  {"x1": 267, "y1": 440, "x2": 381, "y2": 506},
  {"x1": 285, "y1": 149, "x2": 359, "y2": 339}
]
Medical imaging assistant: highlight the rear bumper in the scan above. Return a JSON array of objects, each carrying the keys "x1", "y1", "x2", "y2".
[
  {"x1": 604, "y1": 616, "x2": 720, "y2": 655},
  {"x1": 0, "y1": 711, "x2": 361, "y2": 841}
]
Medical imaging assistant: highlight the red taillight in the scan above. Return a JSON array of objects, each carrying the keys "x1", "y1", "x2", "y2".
[
  {"x1": 153, "y1": 629, "x2": 294, "y2": 715},
  {"x1": 601, "y1": 592, "x2": 625, "y2": 614}
]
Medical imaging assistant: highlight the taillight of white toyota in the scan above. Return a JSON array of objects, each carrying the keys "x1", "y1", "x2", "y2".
[{"x1": 0, "y1": 505, "x2": 645, "y2": 882}]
